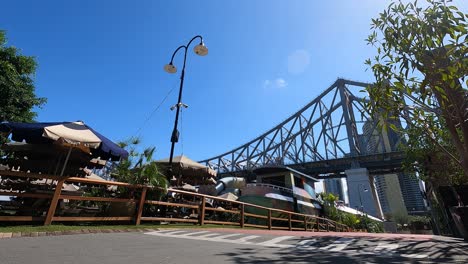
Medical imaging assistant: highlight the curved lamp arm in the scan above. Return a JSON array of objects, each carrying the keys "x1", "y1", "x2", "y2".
[{"x1": 168, "y1": 35, "x2": 204, "y2": 65}]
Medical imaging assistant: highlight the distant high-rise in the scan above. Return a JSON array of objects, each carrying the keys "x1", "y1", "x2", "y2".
[
  {"x1": 398, "y1": 174, "x2": 426, "y2": 213},
  {"x1": 324, "y1": 178, "x2": 345, "y2": 202},
  {"x1": 360, "y1": 119, "x2": 426, "y2": 217}
]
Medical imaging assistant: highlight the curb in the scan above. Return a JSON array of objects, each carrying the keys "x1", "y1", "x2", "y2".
[{"x1": 0, "y1": 228, "x2": 160, "y2": 240}]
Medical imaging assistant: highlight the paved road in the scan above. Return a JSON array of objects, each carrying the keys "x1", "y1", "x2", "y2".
[{"x1": 0, "y1": 228, "x2": 467, "y2": 263}]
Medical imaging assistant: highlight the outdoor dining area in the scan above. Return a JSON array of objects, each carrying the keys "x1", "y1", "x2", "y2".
[
  {"x1": 0, "y1": 121, "x2": 132, "y2": 220},
  {"x1": 0, "y1": 120, "x2": 220, "y2": 225}
]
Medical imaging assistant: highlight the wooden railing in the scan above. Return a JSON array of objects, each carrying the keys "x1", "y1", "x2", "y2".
[{"x1": 0, "y1": 171, "x2": 352, "y2": 232}]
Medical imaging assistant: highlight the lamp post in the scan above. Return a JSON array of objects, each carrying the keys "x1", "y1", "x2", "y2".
[
  {"x1": 357, "y1": 184, "x2": 368, "y2": 213},
  {"x1": 357, "y1": 184, "x2": 369, "y2": 231},
  {"x1": 164, "y1": 35, "x2": 208, "y2": 182}
]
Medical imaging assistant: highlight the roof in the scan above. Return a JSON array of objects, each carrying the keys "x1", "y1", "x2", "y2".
[{"x1": 253, "y1": 165, "x2": 319, "y2": 182}]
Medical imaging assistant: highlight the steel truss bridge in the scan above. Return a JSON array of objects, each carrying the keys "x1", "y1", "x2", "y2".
[{"x1": 200, "y1": 78, "x2": 405, "y2": 177}]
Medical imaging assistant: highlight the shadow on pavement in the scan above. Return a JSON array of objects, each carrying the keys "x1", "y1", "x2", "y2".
[{"x1": 215, "y1": 236, "x2": 468, "y2": 264}]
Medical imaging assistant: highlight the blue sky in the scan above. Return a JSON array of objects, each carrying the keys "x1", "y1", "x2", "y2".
[{"x1": 1, "y1": 0, "x2": 467, "y2": 162}]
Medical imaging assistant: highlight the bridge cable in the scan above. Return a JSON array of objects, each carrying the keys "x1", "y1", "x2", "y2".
[{"x1": 132, "y1": 80, "x2": 178, "y2": 138}]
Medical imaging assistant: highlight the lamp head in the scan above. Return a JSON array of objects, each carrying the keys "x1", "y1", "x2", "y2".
[
  {"x1": 194, "y1": 42, "x2": 208, "y2": 56},
  {"x1": 164, "y1": 63, "x2": 177, "y2": 74}
]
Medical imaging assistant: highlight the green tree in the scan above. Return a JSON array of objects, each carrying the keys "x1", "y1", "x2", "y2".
[
  {"x1": 0, "y1": 30, "x2": 46, "y2": 123},
  {"x1": 365, "y1": 0, "x2": 468, "y2": 180},
  {"x1": 111, "y1": 137, "x2": 168, "y2": 189},
  {"x1": 320, "y1": 192, "x2": 341, "y2": 221}
]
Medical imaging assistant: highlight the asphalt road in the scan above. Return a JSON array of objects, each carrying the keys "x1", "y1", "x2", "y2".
[{"x1": 0, "y1": 228, "x2": 467, "y2": 264}]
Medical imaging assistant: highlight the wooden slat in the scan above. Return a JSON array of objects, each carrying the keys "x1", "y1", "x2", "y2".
[
  {"x1": 267, "y1": 210, "x2": 272, "y2": 230},
  {"x1": 204, "y1": 220, "x2": 240, "y2": 226},
  {"x1": 204, "y1": 207, "x2": 240, "y2": 214},
  {"x1": 199, "y1": 198, "x2": 206, "y2": 225},
  {"x1": 52, "y1": 217, "x2": 133, "y2": 221},
  {"x1": 0, "y1": 191, "x2": 52, "y2": 199},
  {"x1": 290, "y1": 219, "x2": 304, "y2": 223},
  {"x1": 244, "y1": 223, "x2": 268, "y2": 229},
  {"x1": 140, "y1": 217, "x2": 198, "y2": 223},
  {"x1": 271, "y1": 217, "x2": 288, "y2": 221},
  {"x1": 292, "y1": 227, "x2": 305, "y2": 231},
  {"x1": 0, "y1": 216, "x2": 45, "y2": 221},
  {"x1": 44, "y1": 179, "x2": 65, "y2": 225},
  {"x1": 59, "y1": 195, "x2": 136, "y2": 203},
  {"x1": 240, "y1": 204, "x2": 244, "y2": 228},
  {"x1": 244, "y1": 212, "x2": 268, "y2": 219},
  {"x1": 66, "y1": 177, "x2": 144, "y2": 188},
  {"x1": 145, "y1": 200, "x2": 199, "y2": 209},
  {"x1": 135, "y1": 187, "x2": 147, "y2": 225},
  {"x1": 0, "y1": 170, "x2": 63, "y2": 180}
]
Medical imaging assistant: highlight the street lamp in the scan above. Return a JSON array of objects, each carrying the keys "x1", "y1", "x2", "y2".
[
  {"x1": 358, "y1": 184, "x2": 369, "y2": 231},
  {"x1": 357, "y1": 184, "x2": 369, "y2": 212},
  {"x1": 164, "y1": 35, "x2": 208, "y2": 182}
]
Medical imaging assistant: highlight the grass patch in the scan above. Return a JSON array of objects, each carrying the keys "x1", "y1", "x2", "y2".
[{"x1": 0, "y1": 223, "x2": 245, "y2": 233}]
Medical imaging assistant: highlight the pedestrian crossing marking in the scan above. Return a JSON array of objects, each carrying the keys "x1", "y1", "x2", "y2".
[
  {"x1": 232, "y1": 235, "x2": 260, "y2": 243},
  {"x1": 159, "y1": 230, "x2": 188, "y2": 236},
  {"x1": 319, "y1": 237, "x2": 355, "y2": 252},
  {"x1": 374, "y1": 242, "x2": 399, "y2": 254},
  {"x1": 258, "y1": 236, "x2": 295, "y2": 248},
  {"x1": 180, "y1": 231, "x2": 211, "y2": 237},
  {"x1": 143, "y1": 229, "x2": 432, "y2": 260},
  {"x1": 212, "y1": 233, "x2": 243, "y2": 240},
  {"x1": 296, "y1": 239, "x2": 318, "y2": 249},
  {"x1": 197, "y1": 233, "x2": 221, "y2": 238}
]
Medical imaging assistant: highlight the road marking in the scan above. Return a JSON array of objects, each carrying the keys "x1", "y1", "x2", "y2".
[
  {"x1": 296, "y1": 239, "x2": 318, "y2": 249},
  {"x1": 232, "y1": 235, "x2": 260, "y2": 243},
  {"x1": 212, "y1": 233, "x2": 243, "y2": 240},
  {"x1": 145, "y1": 231, "x2": 259, "y2": 245},
  {"x1": 197, "y1": 233, "x2": 221, "y2": 238},
  {"x1": 374, "y1": 242, "x2": 399, "y2": 254},
  {"x1": 319, "y1": 237, "x2": 355, "y2": 252},
  {"x1": 179, "y1": 231, "x2": 211, "y2": 236},
  {"x1": 159, "y1": 230, "x2": 188, "y2": 235},
  {"x1": 258, "y1": 236, "x2": 294, "y2": 248},
  {"x1": 144, "y1": 230, "x2": 433, "y2": 259},
  {"x1": 400, "y1": 253, "x2": 429, "y2": 259}
]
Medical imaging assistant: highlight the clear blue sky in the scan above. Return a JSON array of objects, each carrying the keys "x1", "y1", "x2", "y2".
[{"x1": 2, "y1": 0, "x2": 467, "y2": 161}]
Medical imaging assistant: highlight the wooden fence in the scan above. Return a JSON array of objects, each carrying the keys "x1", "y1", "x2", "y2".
[{"x1": 0, "y1": 171, "x2": 351, "y2": 232}]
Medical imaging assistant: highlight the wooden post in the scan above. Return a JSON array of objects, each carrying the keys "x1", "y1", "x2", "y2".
[
  {"x1": 267, "y1": 209, "x2": 272, "y2": 230},
  {"x1": 326, "y1": 221, "x2": 330, "y2": 232},
  {"x1": 199, "y1": 197, "x2": 206, "y2": 226},
  {"x1": 135, "y1": 187, "x2": 148, "y2": 225},
  {"x1": 288, "y1": 213, "x2": 292, "y2": 231},
  {"x1": 303, "y1": 215, "x2": 308, "y2": 231},
  {"x1": 240, "y1": 204, "x2": 245, "y2": 228},
  {"x1": 44, "y1": 179, "x2": 65, "y2": 225}
]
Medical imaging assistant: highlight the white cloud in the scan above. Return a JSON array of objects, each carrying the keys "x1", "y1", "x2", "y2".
[
  {"x1": 275, "y1": 78, "x2": 287, "y2": 88},
  {"x1": 288, "y1": 49, "x2": 311, "y2": 75},
  {"x1": 263, "y1": 78, "x2": 288, "y2": 89}
]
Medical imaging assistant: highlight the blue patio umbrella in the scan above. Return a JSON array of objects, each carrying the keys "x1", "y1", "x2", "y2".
[{"x1": 0, "y1": 121, "x2": 128, "y2": 176}]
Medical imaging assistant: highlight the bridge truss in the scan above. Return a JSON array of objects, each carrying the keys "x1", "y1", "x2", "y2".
[{"x1": 200, "y1": 79, "x2": 394, "y2": 174}]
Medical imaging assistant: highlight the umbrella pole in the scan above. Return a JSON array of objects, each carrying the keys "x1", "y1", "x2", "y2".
[{"x1": 59, "y1": 147, "x2": 73, "y2": 177}]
